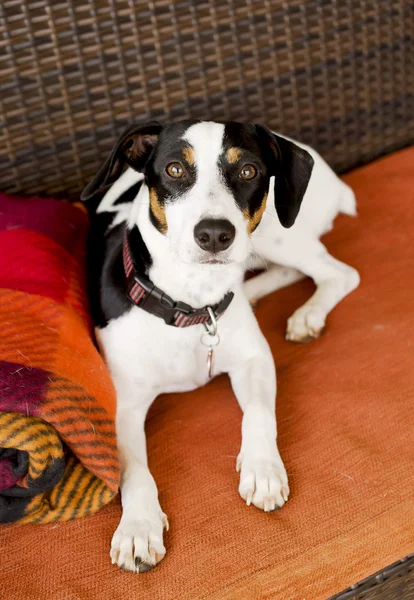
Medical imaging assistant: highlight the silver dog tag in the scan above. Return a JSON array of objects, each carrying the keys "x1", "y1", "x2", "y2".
[
  {"x1": 201, "y1": 332, "x2": 220, "y2": 379},
  {"x1": 201, "y1": 307, "x2": 220, "y2": 379},
  {"x1": 207, "y1": 346, "x2": 214, "y2": 379}
]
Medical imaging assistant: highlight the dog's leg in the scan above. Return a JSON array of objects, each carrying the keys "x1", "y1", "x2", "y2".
[
  {"x1": 284, "y1": 245, "x2": 360, "y2": 342},
  {"x1": 254, "y1": 236, "x2": 360, "y2": 342},
  {"x1": 243, "y1": 265, "x2": 305, "y2": 306},
  {"x1": 110, "y1": 376, "x2": 167, "y2": 573},
  {"x1": 229, "y1": 350, "x2": 289, "y2": 512}
]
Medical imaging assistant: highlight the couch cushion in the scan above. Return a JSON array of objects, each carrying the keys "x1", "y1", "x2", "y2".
[{"x1": 1, "y1": 148, "x2": 413, "y2": 599}]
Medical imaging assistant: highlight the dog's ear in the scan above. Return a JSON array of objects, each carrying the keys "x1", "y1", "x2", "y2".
[
  {"x1": 81, "y1": 121, "x2": 162, "y2": 204},
  {"x1": 255, "y1": 125, "x2": 314, "y2": 228}
]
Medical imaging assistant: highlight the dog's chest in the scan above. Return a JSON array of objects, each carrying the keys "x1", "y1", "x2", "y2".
[{"x1": 97, "y1": 307, "x2": 216, "y2": 393}]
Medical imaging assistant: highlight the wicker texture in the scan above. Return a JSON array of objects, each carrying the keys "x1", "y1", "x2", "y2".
[
  {"x1": 1, "y1": 0, "x2": 413, "y2": 199},
  {"x1": 331, "y1": 555, "x2": 414, "y2": 600}
]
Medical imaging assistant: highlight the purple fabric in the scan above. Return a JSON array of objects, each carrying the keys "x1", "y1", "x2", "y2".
[
  {"x1": 0, "y1": 362, "x2": 46, "y2": 415},
  {"x1": 0, "y1": 458, "x2": 21, "y2": 490},
  {"x1": 0, "y1": 193, "x2": 87, "y2": 255}
]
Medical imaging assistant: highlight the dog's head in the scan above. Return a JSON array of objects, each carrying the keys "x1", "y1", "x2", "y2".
[{"x1": 82, "y1": 120, "x2": 314, "y2": 266}]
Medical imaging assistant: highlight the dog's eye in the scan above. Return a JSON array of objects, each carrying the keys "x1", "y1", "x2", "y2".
[
  {"x1": 239, "y1": 165, "x2": 257, "y2": 180},
  {"x1": 166, "y1": 162, "x2": 184, "y2": 178}
]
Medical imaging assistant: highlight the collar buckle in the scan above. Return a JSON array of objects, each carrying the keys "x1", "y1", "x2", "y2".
[{"x1": 136, "y1": 276, "x2": 192, "y2": 325}]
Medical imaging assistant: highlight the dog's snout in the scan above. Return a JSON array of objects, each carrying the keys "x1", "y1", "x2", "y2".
[{"x1": 194, "y1": 219, "x2": 236, "y2": 253}]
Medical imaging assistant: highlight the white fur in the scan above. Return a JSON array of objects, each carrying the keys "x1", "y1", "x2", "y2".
[
  {"x1": 98, "y1": 168, "x2": 144, "y2": 230},
  {"x1": 94, "y1": 123, "x2": 359, "y2": 572}
]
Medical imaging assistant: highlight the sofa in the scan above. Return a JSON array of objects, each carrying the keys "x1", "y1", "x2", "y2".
[{"x1": 1, "y1": 1, "x2": 413, "y2": 598}]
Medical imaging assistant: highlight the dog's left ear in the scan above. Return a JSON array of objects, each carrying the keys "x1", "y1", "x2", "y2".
[
  {"x1": 255, "y1": 125, "x2": 314, "y2": 228},
  {"x1": 81, "y1": 121, "x2": 162, "y2": 205}
]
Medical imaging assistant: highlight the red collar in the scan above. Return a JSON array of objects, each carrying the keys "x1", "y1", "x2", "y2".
[{"x1": 123, "y1": 231, "x2": 234, "y2": 328}]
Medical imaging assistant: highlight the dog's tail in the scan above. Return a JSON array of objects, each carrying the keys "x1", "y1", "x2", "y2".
[{"x1": 339, "y1": 180, "x2": 357, "y2": 216}]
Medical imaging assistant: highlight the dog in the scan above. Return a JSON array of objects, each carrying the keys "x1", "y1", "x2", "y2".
[{"x1": 81, "y1": 120, "x2": 360, "y2": 573}]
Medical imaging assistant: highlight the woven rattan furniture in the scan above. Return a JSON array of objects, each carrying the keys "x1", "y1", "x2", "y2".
[
  {"x1": 330, "y1": 555, "x2": 414, "y2": 600},
  {"x1": 1, "y1": 1, "x2": 413, "y2": 599},
  {"x1": 1, "y1": 0, "x2": 413, "y2": 199}
]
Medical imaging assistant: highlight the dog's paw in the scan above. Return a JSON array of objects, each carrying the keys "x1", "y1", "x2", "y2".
[
  {"x1": 110, "y1": 512, "x2": 169, "y2": 573},
  {"x1": 286, "y1": 304, "x2": 326, "y2": 343},
  {"x1": 237, "y1": 453, "x2": 289, "y2": 512}
]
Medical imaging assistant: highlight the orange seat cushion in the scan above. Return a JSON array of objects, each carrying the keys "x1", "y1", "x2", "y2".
[{"x1": 1, "y1": 148, "x2": 413, "y2": 599}]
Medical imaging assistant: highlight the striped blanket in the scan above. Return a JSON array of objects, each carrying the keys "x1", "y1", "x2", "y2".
[{"x1": 0, "y1": 194, "x2": 119, "y2": 524}]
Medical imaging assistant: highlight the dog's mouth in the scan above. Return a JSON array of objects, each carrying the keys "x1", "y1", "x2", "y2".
[{"x1": 198, "y1": 258, "x2": 229, "y2": 266}]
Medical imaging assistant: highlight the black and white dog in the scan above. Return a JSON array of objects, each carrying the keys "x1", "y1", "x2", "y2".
[{"x1": 82, "y1": 121, "x2": 359, "y2": 573}]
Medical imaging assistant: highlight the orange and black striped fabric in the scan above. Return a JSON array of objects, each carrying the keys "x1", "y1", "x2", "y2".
[{"x1": 0, "y1": 193, "x2": 119, "y2": 524}]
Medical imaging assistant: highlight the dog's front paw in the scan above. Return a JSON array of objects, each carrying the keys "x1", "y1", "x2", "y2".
[
  {"x1": 286, "y1": 304, "x2": 326, "y2": 343},
  {"x1": 110, "y1": 511, "x2": 169, "y2": 573},
  {"x1": 237, "y1": 453, "x2": 289, "y2": 512}
]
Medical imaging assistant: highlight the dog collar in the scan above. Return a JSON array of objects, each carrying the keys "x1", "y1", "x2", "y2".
[{"x1": 123, "y1": 231, "x2": 234, "y2": 328}]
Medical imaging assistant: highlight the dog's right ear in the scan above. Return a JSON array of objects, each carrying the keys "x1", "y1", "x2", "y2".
[
  {"x1": 81, "y1": 121, "x2": 162, "y2": 204},
  {"x1": 255, "y1": 125, "x2": 314, "y2": 228}
]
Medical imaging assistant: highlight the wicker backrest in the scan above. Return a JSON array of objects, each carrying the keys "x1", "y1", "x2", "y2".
[{"x1": 1, "y1": 0, "x2": 413, "y2": 199}]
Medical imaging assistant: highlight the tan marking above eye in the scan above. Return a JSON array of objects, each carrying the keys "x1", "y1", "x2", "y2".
[
  {"x1": 182, "y1": 146, "x2": 195, "y2": 166},
  {"x1": 270, "y1": 141, "x2": 278, "y2": 159},
  {"x1": 239, "y1": 164, "x2": 257, "y2": 180},
  {"x1": 226, "y1": 147, "x2": 242, "y2": 164},
  {"x1": 149, "y1": 188, "x2": 168, "y2": 234},
  {"x1": 243, "y1": 193, "x2": 268, "y2": 235},
  {"x1": 166, "y1": 162, "x2": 184, "y2": 178}
]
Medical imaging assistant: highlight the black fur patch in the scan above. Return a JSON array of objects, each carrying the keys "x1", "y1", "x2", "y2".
[
  {"x1": 145, "y1": 121, "x2": 198, "y2": 233},
  {"x1": 221, "y1": 123, "x2": 270, "y2": 219},
  {"x1": 87, "y1": 215, "x2": 151, "y2": 328}
]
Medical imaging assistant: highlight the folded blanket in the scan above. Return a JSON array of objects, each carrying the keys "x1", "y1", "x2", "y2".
[{"x1": 0, "y1": 194, "x2": 119, "y2": 524}]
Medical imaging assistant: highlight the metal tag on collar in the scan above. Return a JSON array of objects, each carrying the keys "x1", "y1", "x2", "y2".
[{"x1": 201, "y1": 307, "x2": 220, "y2": 379}]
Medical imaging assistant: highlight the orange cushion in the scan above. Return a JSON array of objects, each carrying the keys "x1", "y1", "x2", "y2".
[{"x1": 1, "y1": 148, "x2": 413, "y2": 599}]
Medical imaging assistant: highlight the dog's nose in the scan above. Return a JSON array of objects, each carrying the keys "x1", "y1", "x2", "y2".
[{"x1": 194, "y1": 218, "x2": 236, "y2": 253}]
